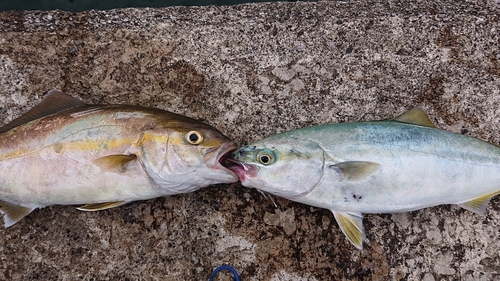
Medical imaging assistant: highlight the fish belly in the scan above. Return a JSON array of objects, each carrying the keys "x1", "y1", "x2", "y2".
[
  {"x1": 297, "y1": 158, "x2": 500, "y2": 213},
  {"x1": 0, "y1": 149, "x2": 159, "y2": 207}
]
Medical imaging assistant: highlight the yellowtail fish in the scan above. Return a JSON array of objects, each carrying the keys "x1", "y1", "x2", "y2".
[
  {"x1": 226, "y1": 108, "x2": 500, "y2": 249},
  {"x1": 0, "y1": 90, "x2": 237, "y2": 227}
]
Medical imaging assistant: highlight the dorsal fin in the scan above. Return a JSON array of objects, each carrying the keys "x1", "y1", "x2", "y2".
[
  {"x1": 0, "y1": 90, "x2": 87, "y2": 134},
  {"x1": 393, "y1": 108, "x2": 436, "y2": 128}
]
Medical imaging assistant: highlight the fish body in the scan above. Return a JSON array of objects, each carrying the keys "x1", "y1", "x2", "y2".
[
  {"x1": 227, "y1": 109, "x2": 500, "y2": 249},
  {"x1": 0, "y1": 90, "x2": 237, "y2": 227}
]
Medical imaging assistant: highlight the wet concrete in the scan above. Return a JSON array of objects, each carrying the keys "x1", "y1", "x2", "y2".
[{"x1": 0, "y1": 1, "x2": 500, "y2": 280}]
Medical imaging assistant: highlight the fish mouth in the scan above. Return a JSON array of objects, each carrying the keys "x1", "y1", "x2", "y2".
[
  {"x1": 216, "y1": 143, "x2": 235, "y2": 167},
  {"x1": 222, "y1": 155, "x2": 256, "y2": 183},
  {"x1": 203, "y1": 142, "x2": 239, "y2": 181}
]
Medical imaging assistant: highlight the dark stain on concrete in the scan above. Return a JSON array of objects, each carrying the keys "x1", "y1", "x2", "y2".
[
  {"x1": 0, "y1": 29, "x2": 206, "y2": 112},
  {"x1": 413, "y1": 75, "x2": 479, "y2": 126}
]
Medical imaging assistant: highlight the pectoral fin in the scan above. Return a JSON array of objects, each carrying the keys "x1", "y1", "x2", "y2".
[
  {"x1": 332, "y1": 211, "x2": 365, "y2": 249},
  {"x1": 330, "y1": 161, "x2": 381, "y2": 182},
  {"x1": 457, "y1": 191, "x2": 500, "y2": 215},
  {"x1": 93, "y1": 154, "x2": 137, "y2": 173},
  {"x1": 77, "y1": 201, "x2": 128, "y2": 211},
  {"x1": 0, "y1": 200, "x2": 36, "y2": 228},
  {"x1": 393, "y1": 107, "x2": 436, "y2": 128}
]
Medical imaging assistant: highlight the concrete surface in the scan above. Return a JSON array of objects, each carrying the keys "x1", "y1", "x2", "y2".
[{"x1": 1, "y1": 1, "x2": 500, "y2": 280}]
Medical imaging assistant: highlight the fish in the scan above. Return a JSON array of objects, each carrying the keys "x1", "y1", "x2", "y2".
[
  {"x1": 0, "y1": 90, "x2": 237, "y2": 227},
  {"x1": 226, "y1": 108, "x2": 500, "y2": 249}
]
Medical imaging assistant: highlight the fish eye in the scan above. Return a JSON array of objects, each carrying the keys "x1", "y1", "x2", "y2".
[
  {"x1": 257, "y1": 150, "x2": 275, "y2": 165},
  {"x1": 260, "y1": 155, "x2": 270, "y2": 164},
  {"x1": 186, "y1": 131, "x2": 203, "y2": 145}
]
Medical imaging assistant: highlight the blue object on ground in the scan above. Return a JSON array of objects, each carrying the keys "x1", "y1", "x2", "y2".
[{"x1": 209, "y1": 265, "x2": 241, "y2": 281}]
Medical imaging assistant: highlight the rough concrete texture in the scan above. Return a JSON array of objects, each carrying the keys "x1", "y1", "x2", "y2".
[{"x1": 0, "y1": 1, "x2": 500, "y2": 280}]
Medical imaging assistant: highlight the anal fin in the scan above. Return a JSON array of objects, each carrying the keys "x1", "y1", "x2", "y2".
[
  {"x1": 332, "y1": 211, "x2": 365, "y2": 249},
  {"x1": 0, "y1": 200, "x2": 36, "y2": 228},
  {"x1": 457, "y1": 191, "x2": 500, "y2": 215},
  {"x1": 77, "y1": 201, "x2": 128, "y2": 211}
]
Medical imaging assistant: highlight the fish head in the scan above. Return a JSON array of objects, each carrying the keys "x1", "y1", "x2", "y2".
[
  {"x1": 226, "y1": 138, "x2": 325, "y2": 199},
  {"x1": 138, "y1": 119, "x2": 238, "y2": 194}
]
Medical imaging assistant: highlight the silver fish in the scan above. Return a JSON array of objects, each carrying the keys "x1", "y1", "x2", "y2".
[
  {"x1": 227, "y1": 108, "x2": 500, "y2": 249},
  {"x1": 0, "y1": 90, "x2": 237, "y2": 227}
]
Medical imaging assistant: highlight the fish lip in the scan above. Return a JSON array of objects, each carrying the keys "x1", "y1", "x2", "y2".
[
  {"x1": 223, "y1": 156, "x2": 256, "y2": 182},
  {"x1": 204, "y1": 142, "x2": 239, "y2": 181}
]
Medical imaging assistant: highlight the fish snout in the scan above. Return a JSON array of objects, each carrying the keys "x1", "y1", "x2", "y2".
[{"x1": 231, "y1": 148, "x2": 246, "y2": 160}]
